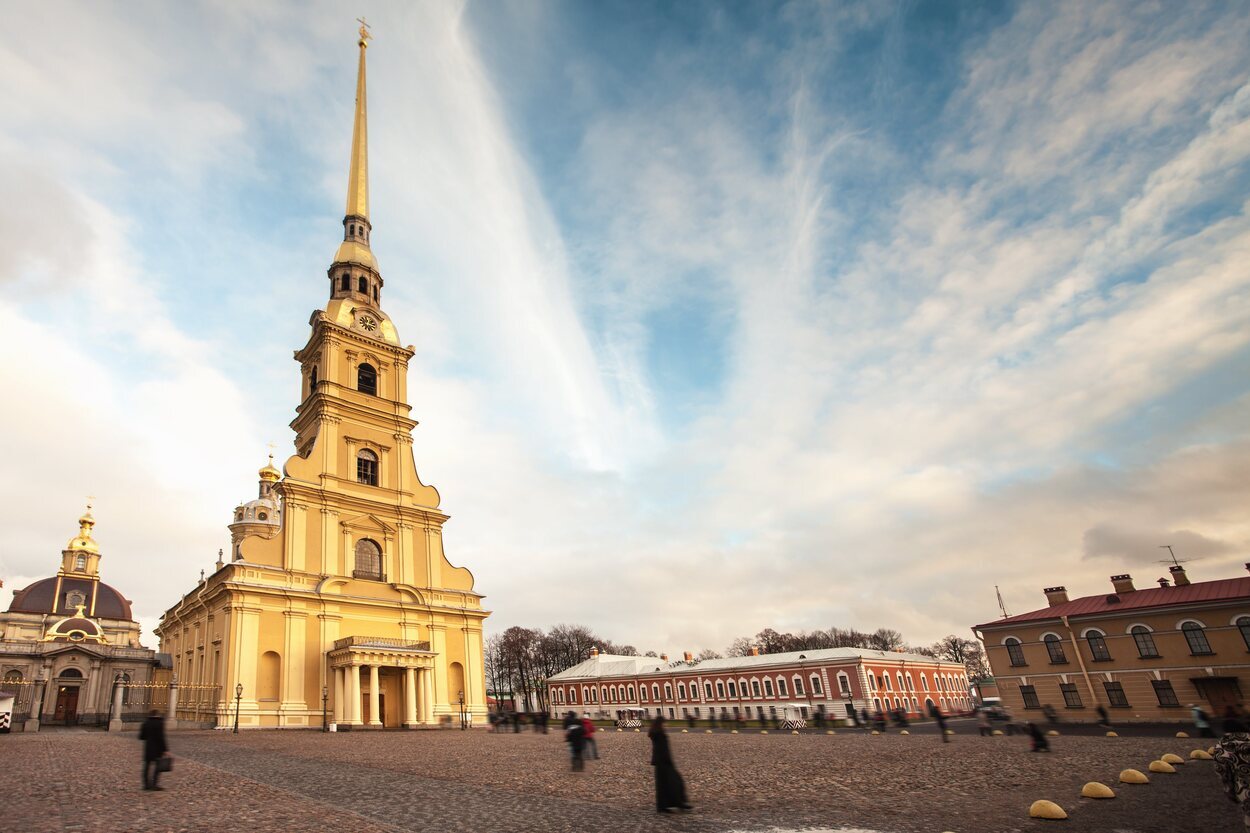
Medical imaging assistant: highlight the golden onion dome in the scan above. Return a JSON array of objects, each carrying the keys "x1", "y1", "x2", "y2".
[
  {"x1": 65, "y1": 506, "x2": 100, "y2": 553},
  {"x1": 259, "y1": 454, "x2": 282, "y2": 482}
]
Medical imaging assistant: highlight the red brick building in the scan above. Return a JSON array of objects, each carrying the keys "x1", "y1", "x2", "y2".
[{"x1": 546, "y1": 647, "x2": 971, "y2": 723}]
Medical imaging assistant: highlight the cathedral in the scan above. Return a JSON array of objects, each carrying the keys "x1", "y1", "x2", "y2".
[{"x1": 156, "y1": 26, "x2": 489, "y2": 729}]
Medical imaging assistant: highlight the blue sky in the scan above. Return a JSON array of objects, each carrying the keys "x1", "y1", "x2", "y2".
[{"x1": 2, "y1": 0, "x2": 1249, "y2": 652}]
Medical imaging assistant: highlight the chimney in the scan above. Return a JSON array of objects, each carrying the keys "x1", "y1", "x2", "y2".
[
  {"x1": 1157, "y1": 577, "x2": 1170, "y2": 588},
  {"x1": 660, "y1": 653, "x2": 668, "y2": 662},
  {"x1": 589, "y1": 646, "x2": 599, "y2": 659},
  {"x1": 683, "y1": 651, "x2": 693, "y2": 662},
  {"x1": 1043, "y1": 586, "x2": 1069, "y2": 606},
  {"x1": 1169, "y1": 565, "x2": 1191, "y2": 587},
  {"x1": 1110, "y1": 574, "x2": 1135, "y2": 594},
  {"x1": 749, "y1": 646, "x2": 760, "y2": 656}
]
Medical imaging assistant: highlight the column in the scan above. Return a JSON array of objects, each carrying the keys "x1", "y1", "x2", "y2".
[
  {"x1": 404, "y1": 667, "x2": 418, "y2": 727},
  {"x1": 349, "y1": 664, "x2": 362, "y2": 725},
  {"x1": 368, "y1": 665, "x2": 381, "y2": 726},
  {"x1": 106, "y1": 678, "x2": 123, "y2": 732},
  {"x1": 421, "y1": 668, "x2": 433, "y2": 724},
  {"x1": 333, "y1": 667, "x2": 344, "y2": 724},
  {"x1": 167, "y1": 676, "x2": 180, "y2": 728}
]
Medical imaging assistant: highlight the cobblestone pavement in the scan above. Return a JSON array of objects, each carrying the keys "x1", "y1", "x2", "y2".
[{"x1": 4, "y1": 726, "x2": 1239, "y2": 832}]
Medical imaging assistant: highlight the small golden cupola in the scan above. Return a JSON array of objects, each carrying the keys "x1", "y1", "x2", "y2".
[
  {"x1": 61, "y1": 504, "x2": 102, "y2": 577},
  {"x1": 44, "y1": 602, "x2": 107, "y2": 644}
]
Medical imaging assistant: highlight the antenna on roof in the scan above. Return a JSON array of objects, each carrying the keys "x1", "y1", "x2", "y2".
[
  {"x1": 1157, "y1": 545, "x2": 1198, "y2": 567},
  {"x1": 995, "y1": 585, "x2": 1009, "y2": 619}
]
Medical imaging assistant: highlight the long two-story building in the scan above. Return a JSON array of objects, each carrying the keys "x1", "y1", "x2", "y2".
[
  {"x1": 546, "y1": 647, "x2": 971, "y2": 723},
  {"x1": 974, "y1": 564, "x2": 1250, "y2": 722}
]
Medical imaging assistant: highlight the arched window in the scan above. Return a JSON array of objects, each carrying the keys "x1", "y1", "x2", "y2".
[
  {"x1": 1005, "y1": 637, "x2": 1027, "y2": 666},
  {"x1": 358, "y1": 276, "x2": 367, "y2": 294},
  {"x1": 1085, "y1": 630, "x2": 1111, "y2": 661},
  {"x1": 1182, "y1": 622, "x2": 1213, "y2": 655},
  {"x1": 1043, "y1": 634, "x2": 1067, "y2": 663},
  {"x1": 373, "y1": 285, "x2": 379, "y2": 301},
  {"x1": 1237, "y1": 617, "x2": 1250, "y2": 650},
  {"x1": 353, "y1": 538, "x2": 382, "y2": 580},
  {"x1": 349, "y1": 224, "x2": 356, "y2": 236},
  {"x1": 356, "y1": 449, "x2": 378, "y2": 486},
  {"x1": 357, "y1": 362, "x2": 377, "y2": 396},
  {"x1": 4, "y1": 670, "x2": 22, "y2": 683},
  {"x1": 120, "y1": 672, "x2": 132, "y2": 705},
  {"x1": 74, "y1": 555, "x2": 86, "y2": 571},
  {"x1": 309, "y1": 367, "x2": 318, "y2": 393},
  {"x1": 340, "y1": 273, "x2": 349, "y2": 291},
  {"x1": 1131, "y1": 626, "x2": 1159, "y2": 658},
  {"x1": 905, "y1": 674, "x2": 914, "y2": 691}
]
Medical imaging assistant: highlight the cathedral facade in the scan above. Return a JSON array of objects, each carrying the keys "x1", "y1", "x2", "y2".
[
  {"x1": 2, "y1": 510, "x2": 162, "y2": 730},
  {"x1": 155, "y1": 27, "x2": 489, "y2": 729}
]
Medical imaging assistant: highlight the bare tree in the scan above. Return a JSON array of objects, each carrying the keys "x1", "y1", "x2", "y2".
[{"x1": 695, "y1": 648, "x2": 722, "y2": 660}]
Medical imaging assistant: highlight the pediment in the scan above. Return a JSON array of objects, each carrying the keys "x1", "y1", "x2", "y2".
[{"x1": 339, "y1": 513, "x2": 395, "y2": 535}]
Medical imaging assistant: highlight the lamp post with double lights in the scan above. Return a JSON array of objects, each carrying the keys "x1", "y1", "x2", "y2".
[
  {"x1": 233, "y1": 683, "x2": 243, "y2": 734},
  {"x1": 321, "y1": 686, "x2": 329, "y2": 732},
  {"x1": 458, "y1": 690, "x2": 466, "y2": 730}
]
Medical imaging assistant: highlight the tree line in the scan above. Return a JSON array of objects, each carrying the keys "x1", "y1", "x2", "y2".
[{"x1": 485, "y1": 623, "x2": 989, "y2": 711}]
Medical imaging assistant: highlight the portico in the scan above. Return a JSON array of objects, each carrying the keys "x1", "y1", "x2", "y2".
[{"x1": 328, "y1": 636, "x2": 436, "y2": 729}]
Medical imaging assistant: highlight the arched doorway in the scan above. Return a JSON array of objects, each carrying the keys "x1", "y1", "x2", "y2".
[{"x1": 53, "y1": 668, "x2": 85, "y2": 725}]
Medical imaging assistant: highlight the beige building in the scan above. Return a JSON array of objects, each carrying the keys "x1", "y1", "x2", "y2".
[
  {"x1": 155, "y1": 26, "x2": 488, "y2": 730},
  {"x1": 974, "y1": 564, "x2": 1250, "y2": 722},
  {"x1": 2, "y1": 509, "x2": 162, "y2": 730}
]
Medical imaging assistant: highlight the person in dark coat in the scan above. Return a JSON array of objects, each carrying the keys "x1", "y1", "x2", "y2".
[
  {"x1": 139, "y1": 710, "x2": 169, "y2": 790},
  {"x1": 1095, "y1": 705, "x2": 1113, "y2": 730},
  {"x1": 1224, "y1": 705, "x2": 1249, "y2": 735},
  {"x1": 1025, "y1": 721, "x2": 1049, "y2": 753},
  {"x1": 566, "y1": 714, "x2": 586, "y2": 771},
  {"x1": 648, "y1": 716, "x2": 691, "y2": 813},
  {"x1": 928, "y1": 702, "x2": 949, "y2": 743}
]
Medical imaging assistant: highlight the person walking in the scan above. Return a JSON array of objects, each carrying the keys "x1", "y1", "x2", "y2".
[
  {"x1": 977, "y1": 708, "x2": 991, "y2": 737},
  {"x1": 139, "y1": 709, "x2": 169, "y2": 791},
  {"x1": 1225, "y1": 706, "x2": 1249, "y2": 735},
  {"x1": 1215, "y1": 730, "x2": 1250, "y2": 830},
  {"x1": 648, "y1": 715, "x2": 691, "y2": 813},
  {"x1": 1025, "y1": 721, "x2": 1050, "y2": 752},
  {"x1": 581, "y1": 713, "x2": 599, "y2": 760},
  {"x1": 565, "y1": 712, "x2": 586, "y2": 771},
  {"x1": 1095, "y1": 704, "x2": 1112, "y2": 731},
  {"x1": 1193, "y1": 704, "x2": 1216, "y2": 738},
  {"x1": 929, "y1": 702, "x2": 949, "y2": 743}
]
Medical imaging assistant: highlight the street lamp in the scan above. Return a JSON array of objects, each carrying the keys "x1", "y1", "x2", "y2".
[
  {"x1": 321, "y1": 686, "x2": 329, "y2": 732},
  {"x1": 458, "y1": 690, "x2": 466, "y2": 730},
  {"x1": 233, "y1": 683, "x2": 243, "y2": 734}
]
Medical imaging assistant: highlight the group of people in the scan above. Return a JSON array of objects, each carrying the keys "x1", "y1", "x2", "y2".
[
  {"x1": 561, "y1": 711, "x2": 599, "y2": 770},
  {"x1": 1194, "y1": 703, "x2": 1249, "y2": 737},
  {"x1": 489, "y1": 709, "x2": 550, "y2": 733}
]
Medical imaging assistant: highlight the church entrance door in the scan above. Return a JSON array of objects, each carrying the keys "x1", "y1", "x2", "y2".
[{"x1": 53, "y1": 686, "x2": 80, "y2": 725}]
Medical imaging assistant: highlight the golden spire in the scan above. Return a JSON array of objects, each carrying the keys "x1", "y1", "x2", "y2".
[{"x1": 345, "y1": 17, "x2": 372, "y2": 220}]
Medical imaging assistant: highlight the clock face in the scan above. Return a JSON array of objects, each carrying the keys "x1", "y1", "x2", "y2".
[{"x1": 357, "y1": 314, "x2": 378, "y2": 332}]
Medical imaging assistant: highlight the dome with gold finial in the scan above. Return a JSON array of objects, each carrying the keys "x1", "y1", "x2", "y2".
[
  {"x1": 65, "y1": 505, "x2": 100, "y2": 554},
  {"x1": 259, "y1": 454, "x2": 282, "y2": 483}
]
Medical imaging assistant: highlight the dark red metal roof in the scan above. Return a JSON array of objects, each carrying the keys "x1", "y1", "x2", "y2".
[
  {"x1": 975, "y1": 576, "x2": 1250, "y2": 630},
  {"x1": 7, "y1": 576, "x2": 133, "y2": 620}
]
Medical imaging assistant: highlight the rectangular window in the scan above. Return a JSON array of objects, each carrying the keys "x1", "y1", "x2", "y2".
[
  {"x1": 677, "y1": 683, "x2": 686, "y2": 700},
  {"x1": 812, "y1": 676, "x2": 823, "y2": 694},
  {"x1": 764, "y1": 679, "x2": 773, "y2": 697},
  {"x1": 795, "y1": 678, "x2": 806, "y2": 695},
  {"x1": 778, "y1": 678, "x2": 788, "y2": 697},
  {"x1": 727, "y1": 681, "x2": 736, "y2": 698},
  {"x1": 1020, "y1": 685, "x2": 1041, "y2": 709},
  {"x1": 1103, "y1": 681, "x2": 1129, "y2": 708},
  {"x1": 751, "y1": 680, "x2": 761, "y2": 697},
  {"x1": 1059, "y1": 683, "x2": 1083, "y2": 708},
  {"x1": 1152, "y1": 680, "x2": 1180, "y2": 707},
  {"x1": 716, "y1": 681, "x2": 725, "y2": 698},
  {"x1": 663, "y1": 684, "x2": 671, "y2": 701},
  {"x1": 705, "y1": 683, "x2": 713, "y2": 699},
  {"x1": 357, "y1": 454, "x2": 378, "y2": 486}
]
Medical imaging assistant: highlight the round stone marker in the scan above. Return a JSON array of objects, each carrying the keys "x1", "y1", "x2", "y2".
[
  {"x1": 1047, "y1": 730, "x2": 1060, "y2": 736},
  {"x1": 1081, "y1": 782, "x2": 1115, "y2": 799},
  {"x1": 1190, "y1": 749, "x2": 1213, "y2": 760},
  {"x1": 1105, "y1": 731, "x2": 1118, "y2": 737},
  {"x1": 1029, "y1": 799, "x2": 1067, "y2": 820},
  {"x1": 1175, "y1": 731, "x2": 1190, "y2": 738},
  {"x1": 1148, "y1": 760, "x2": 1176, "y2": 774},
  {"x1": 1160, "y1": 753, "x2": 1184, "y2": 765},
  {"x1": 1119, "y1": 769, "x2": 1149, "y2": 784}
]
